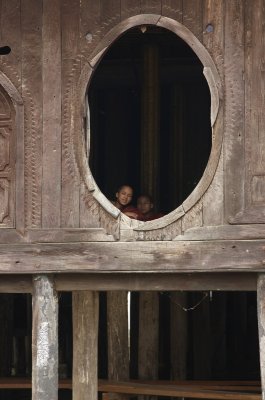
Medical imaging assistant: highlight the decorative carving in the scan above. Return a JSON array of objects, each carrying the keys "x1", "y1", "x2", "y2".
[
  {"x1": 23, "y1": 82, "x2": 41, "y2": 227},
  {"x1": 0, "y1": 91, "x2": 11, "y2": 119},
  {"x1": 0, "y1": 178, "x2": 9, "y2": 223},
  {"x1": 251, "y1": 176, "x2": 265, "y2": 204},
  {"x1": 0, "y1": 127, "x2": 10, "y2": 170}
]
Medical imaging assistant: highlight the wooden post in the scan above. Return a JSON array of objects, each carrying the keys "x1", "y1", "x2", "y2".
[
  {"x1": 257, "y1": 275, "x2": 265, "y2": 400},
  {"x1": 32, "y1": 275, "x2": 58, "y2": 400},
  {"x1": 138, "y1": 291, "x2": 159, "y2": 400},
  {"x1": 170, "y1": 292, "x2": 187, "y2": 379},
  {"x1": 72, "y1": 291, "x2": 99, "y2": 400},
  {"x1": 107, "y1": 291, "x2": 129, "y2": 400},
  {"x1": 141, "y1": 44, "x2": 160, "y2": 205}
]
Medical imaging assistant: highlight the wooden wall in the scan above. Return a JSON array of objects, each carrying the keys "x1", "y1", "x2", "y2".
[{"x1": 0, "y1": 0, "x2": 264, "y2": 242}]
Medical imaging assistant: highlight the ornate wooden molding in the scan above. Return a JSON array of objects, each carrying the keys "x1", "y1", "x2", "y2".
[{"x1": 72, "y1": 14, "x2": 223, "y2": 240}]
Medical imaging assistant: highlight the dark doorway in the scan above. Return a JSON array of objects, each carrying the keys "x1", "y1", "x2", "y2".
[{"x1": 88, "y1": 26, "x2": 211, "y2": 215}]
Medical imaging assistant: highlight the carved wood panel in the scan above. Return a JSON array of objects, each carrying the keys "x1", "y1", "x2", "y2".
[{"x1": 0, "y1": 87, "x2": 14, "y2": 227}]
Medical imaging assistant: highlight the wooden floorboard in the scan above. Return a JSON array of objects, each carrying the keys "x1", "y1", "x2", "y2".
[{"x1": 0, "y1": 378, "x2": 261, "y2": 400}]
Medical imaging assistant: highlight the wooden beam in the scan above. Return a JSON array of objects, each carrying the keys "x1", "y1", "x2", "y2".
[
  {"x1": 257, "y1": 275, "x2": 265, "y2": 400},
  {"x1": 72, "y1": 291, "x2": 99, "y2": 400},
  {"x1": 0, "y1": 272, "x2": 258, "y2": 293},
  {"x1": 0, "y1": 240, "x2": 265, "y2": 273},
  {"x1": 32, "y1": 275, "x2": 58, "y2": 400}
]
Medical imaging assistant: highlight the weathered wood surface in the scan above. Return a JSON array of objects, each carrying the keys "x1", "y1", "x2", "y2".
[
  {"x1": 257, "y1": 275, "x2": 265, "y2": 400},
  {"x1": 61, "y1": 0, "x2": 80, "y2": 228},
  {"x1": 174, "y1": 224, "x2": 265, "y2": 241},
  {"x1": 202, "y1": 0, "x2": 224, "y2": 227},
  {"x1": 170, "y1": 292, "x2": 187, "y2": 379},
  {"x1": 42, "y1": 0, "x2": 61, "y2": 228},
  {"x1": 138, "y1": 292, "x2": 159, "y2": 383},
  {"x1": 98, "y1": 380, "x2": 262, "y2": 400},
  {"x1": 107, "y1": 291, "x2": 129, "y2": 400},
  {"x1": 0, "y1": 86, "x2": 15, "y2": 228},
  {"x1": 162, "y1": 0, "x2": 182, "y2": 21},
  {"x1": 72, "y1": 291, "x2": 98, "y2": 400},
  {"x1": 21, "y1": 0, "x2": 42, "y2": 229},
  {"x1": 27, "y1": 228, "x2": 115, "y2": 242},
  {"x1": 224, "y1": 0, "x2": 245, "y2": 222},
  {"x1": 0, "y1": 240, "x2": 264, "y2": 273},
  {"x1": 32, "y1": 275, "x2": 58, "y2": 400}
]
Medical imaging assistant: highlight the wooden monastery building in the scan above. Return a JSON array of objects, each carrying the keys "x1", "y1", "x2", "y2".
[{"x1": 0, "y1": 0, "x2": 265, "y2": 399}]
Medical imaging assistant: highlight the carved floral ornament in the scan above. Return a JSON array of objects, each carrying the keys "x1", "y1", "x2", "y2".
[{"x1": 73, "y1": 15, "x2": 223, "y2": 238}]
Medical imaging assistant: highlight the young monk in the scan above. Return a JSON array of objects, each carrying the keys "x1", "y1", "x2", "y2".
[
  {"x1": 137, "y1": 194, "x2": 163, "y2": 221},
  {"x1": 112, "y1": 185, "x2": 142, "y2": 220}
]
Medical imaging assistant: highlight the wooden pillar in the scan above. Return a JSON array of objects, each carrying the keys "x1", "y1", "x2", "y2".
[
  {"x1": 32, "y1": 275, "x2": 58, "y2": 400},
  {"x1": 192, "y1": 292, "x2": 211, "y2": 379},
  {"x1": 170, "y1": 292, "x2": 187, "y2": 379},
  {"x1": 257, "y1": 275, "x2": 265, "y2": 400},
  {"x1": 171, "y1": 85, "x2": 184, "y2": 207},
  {"x1": 141, "y1": 44, "x2": 160, "y2": 205},
  {"x1": 107, "y1": 292, "x2": 129, "y2": 382},
  {"x1": 138, "y1": 292, "x2": 159, "y2": 392},
  {"x1": 72, "y1": 291, "x2": 99, "y2": 400}
]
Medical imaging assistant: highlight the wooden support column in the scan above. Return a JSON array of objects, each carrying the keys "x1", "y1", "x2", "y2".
[
  {"x1": 141, "y1": 43, "x2": 160, "y2": 205},
  {"x1": 170, "y1": 292, "x2": 187, "y2": 379},
  {"x1": 32, "y1": 275, "x2": 58, "y2": 400},
  {"x1": 107, "y1": 291, "x2": 129, "y2": 399},
  {"x1": 138, "y1": 292, "x2": 159, "y2": 399},
  {"x1": 72, "y1": 291, "x2": 99, "y2": 400},
  {"x1": 257, "y1": 275, "x2": 265, "y2": 400}
]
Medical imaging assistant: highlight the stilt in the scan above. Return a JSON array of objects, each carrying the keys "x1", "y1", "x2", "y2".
[
  {"x1": 72, "y1": 291, "x2": 99, "y2": 400},
  {"x1": 107, "y1": 291, "x2": 129, "y2": 400},
  {"x1": 32, "y1": 275, "x2": 58, "y2": 400}
]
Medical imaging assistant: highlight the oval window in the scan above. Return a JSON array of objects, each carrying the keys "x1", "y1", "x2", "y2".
[{"x1": 87, "y1": 26, "x2": 212, "y2": 220}]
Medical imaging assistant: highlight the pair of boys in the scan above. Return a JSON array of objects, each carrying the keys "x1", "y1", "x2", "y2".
[{"x1": 112, "y1": 185, "x2": 162, "y2": 221}]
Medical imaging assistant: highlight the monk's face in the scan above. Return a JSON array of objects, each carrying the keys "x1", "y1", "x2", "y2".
[
  {"x1": 137, "y1": 196, "x2": 153, "y2": 215},
  {"x1": 116, "y1": 186, "x2": 133, "y2": 206}
]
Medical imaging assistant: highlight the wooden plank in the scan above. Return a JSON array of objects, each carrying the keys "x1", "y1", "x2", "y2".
[
  {"x1": 140, "y1": 0, "x2": 161, "y2": 14},
  {"x1": 0, "y1": 272, "x2": 256, "y2": 293},
  {"x1": 224, "y1": 0, "x2": 245, "y2": 221},
  {"x1": 162, "y1": 0, "x2": 182, "y2": 22},
  {"x1": 203, "y1": 0, "x2": 224, "y2": 225},
  {"x1": 244, "y1": 0, "x2": 265, "y2": 210},
  {"x1": 138, "y1": 292, "x2": 159, "y2": 383},
  {"x1": 21, "y1": 0, "x2": 43, "y2": 228},
  {"x1": 0, "y1": 240, "x2": 265, "y2": 273},
  {"x1": 55, "y1": 272, "x2": 257, "y2": 291},
  {"x1": 0, "y1": 0, "x2": 22, "y2": 90},
  {"x1": 174, "y1": 224, "x2": 265, "y2": 241},
  {"x1": 257, "y1": 275, "x2": 265, "y2": 400},
  {"x1": 121, "y1": 0, "x2": 141, "y2": 19},
  {"x1": 61, "y1": 0, "x2": 80, "y2": 228},
  {"x1": 0, "y1": 275, "x2": 32, "y2": 292},
  {"x1": 98, "y1": 380, "x2": 262, "y2": 400},
  {"x1": 107, "y1": 291, "x2": 129, "y2": 397},
  {"x1": 183, "y1": 0, "x2": 203, "y2": 41},
  {"x1": 72, "y1": 291, "x2": 99, "y2": 400},
  {"x1": 0, "y1": 378, "x2": 260, "y2": 393},
  {"x1": 42, "y1": 0, "x2": 61, "y2": 228},
  {"x1": 32, "y1": 275, "x2": 58, "y2": 400},
  {"x1": 27, "y1": 228, "x2": 115, "y2": 243}
]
